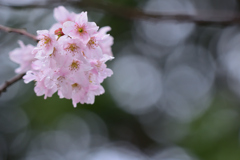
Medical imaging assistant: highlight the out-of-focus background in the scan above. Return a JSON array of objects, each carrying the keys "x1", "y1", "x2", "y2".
[{"x1": 1, "y1": 0, "x2": 240, "y2": 159}]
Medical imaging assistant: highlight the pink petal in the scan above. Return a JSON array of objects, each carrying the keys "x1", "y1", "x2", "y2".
[
  {"x1": 23, "y1": 71, "x2": 36, "y2": 83},
  {"x1": 54, "y1": 6, "x2": 70, "y2": 24},
  {"x1": 86, "y1": 22, "x2": 99, "y2": 35},
  {"x1": 62, "y1": 21, "x2": 76, "y2": 37},
  {"x1": 75, "y1": 12, "x2": 88, "y2": 25}
]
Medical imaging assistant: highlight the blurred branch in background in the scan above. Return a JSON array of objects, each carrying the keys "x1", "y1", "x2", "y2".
[
  {"x1": 0, "y1": 73, "x2": 25, "y2": 96},
  {"x1": 1, "y1": 0, "x2": 240, "y2": 25},
  {"x1": 0, "y1": 25, "x2": 38, "y2": 41}
]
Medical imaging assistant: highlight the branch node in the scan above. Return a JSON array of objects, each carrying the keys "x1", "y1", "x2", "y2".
[{"x1": 0, "y1": 73, "x2": 25, "y2": 96}]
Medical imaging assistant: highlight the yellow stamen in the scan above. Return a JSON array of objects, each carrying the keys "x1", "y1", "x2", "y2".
[
  {"x1": 89, "y1": 73, "x2": 93, "y2": 83},
  {"x1": 87, "y1": 37, "x2": 98, "y2": 49},
  {"x1": 72, "y1": 83, "x2": 79, "y2": 88},
  {"x1": 44, "y1": 36, "x2": 51, "y2": 44},
  {"x1": 57, "y1": 76, "x2": 65, "y2": 82},
  {"x1": 78, "y1": 28, "x2": 83, "y2": 32},
  {"x1": 69, "y1": 60, "x2": 80, "y2": 71},
  {"x1": 71, "y1": 83, "x2": 81, "y2": 90},
  {"x1": 96, "y1": 61, "x2": 102, "y2": 68},
  {"x1": 67, "y1": 43, "x2": 78, "y2": 52},
  {"x1": 49, "y1": 47, "x2": 57, "y2": 57}
]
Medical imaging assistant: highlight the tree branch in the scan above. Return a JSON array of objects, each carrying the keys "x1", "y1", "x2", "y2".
[
  {"x1": 0, "y1": 73, "x2": 25, "y2": 96},
  {"x1": 1, "y1": 0, "x2": 240, "y2": 25},
  {"x1": 0, "y1": 25, "x2": 38, "y2": 41},
  {"x1": 0, "y1": 25, "x2": 36, "y2": 96}
]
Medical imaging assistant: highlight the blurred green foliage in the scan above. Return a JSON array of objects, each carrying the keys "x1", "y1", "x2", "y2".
[{"x1": 1, "y1": 0, "x2": 240, "y2": 160}]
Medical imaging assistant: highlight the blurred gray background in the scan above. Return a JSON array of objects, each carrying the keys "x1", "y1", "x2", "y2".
[{"x1": 1, "y1": 0, "x2": 240, "y2": 160}]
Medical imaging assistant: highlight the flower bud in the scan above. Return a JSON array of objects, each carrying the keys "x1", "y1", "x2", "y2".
[{"x1": 54, "y1": 28, "x2": 64, "y2": 37}]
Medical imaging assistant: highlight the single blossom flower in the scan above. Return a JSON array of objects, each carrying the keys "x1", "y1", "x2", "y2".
[
  {"x1": 84, "y1": 36, "x2": 103, "y2": 59},
  {"x1": 90, "y1": 55, "x2": 114, "y2": 83},
  {"x1": 58, "y1": 36, "x2": 85, "y2": 61},
  {"x1": 9, "y1": 40, "x2": 35, "y2": 74},
  {"x1": 36, "y1": 30, "x2": 56, "y2": 56},
  {"x1": 62, "y1": 12, "x2": 99, "y2": 43},
  {"x1": 97, "y1": 26, "x2": 114, "y2": 56}
]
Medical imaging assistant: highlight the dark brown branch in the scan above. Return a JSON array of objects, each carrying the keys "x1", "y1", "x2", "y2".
[
  {"x1": 0, "y1": 25, "x2": 38, "y2": 41},
  {"x1": 0, "y1": 73, "x2": 25, "y2": 96},
  {"x1": 0, "y1": 25, "x2": 36, "y2": 96},
  {"x1": 1, "y1": 0, "x2": 240, "y2": 25}
]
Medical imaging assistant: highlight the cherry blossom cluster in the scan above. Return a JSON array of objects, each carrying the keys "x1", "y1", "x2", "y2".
[{"x1": 9, "y1": 6, "x2": 114, "y2": 107}]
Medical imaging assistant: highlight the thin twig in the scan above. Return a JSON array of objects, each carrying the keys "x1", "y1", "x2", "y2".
[
  {"x1": 0, "y1": 73, "x2": 25, "y2": 96},
  {"x1": 0, "y1": 25, "x2": 36, "y2": 96},
  {"x1": 0, "y1": 25, "x2": 38, "y2": 41},
  {"x1": 1, "y1": 0, "x2": 240, "y2": 25}
]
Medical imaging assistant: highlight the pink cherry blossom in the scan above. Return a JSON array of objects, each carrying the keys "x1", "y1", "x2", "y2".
[
  {"x1": 62, "y1": 12, "x2": 99, "y2": 43},
  {"x1": 9, "y1": 40, "x2": 35, "y2": 74},
  {"x1": 36, "y1": 30, "x2": 56, "y2": 56},
  {"x1": 10, "y1": 6, "x2": 114, "y2": 107},
  {"x1": 54, "y1": 6, "x2": 76, "y2": 24},
  {"x1": 90, "y1": 55, "x2": 114, "y2": 83},
  {"x1": 58, "y1": 36, "x2": 85, "y2": 60},
  {"x1": 97, "y1": 26, "x2": 114, "y2": 56},
  {"x1": 84, "y1": 36, "x2": 103, "y2": 59}
]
